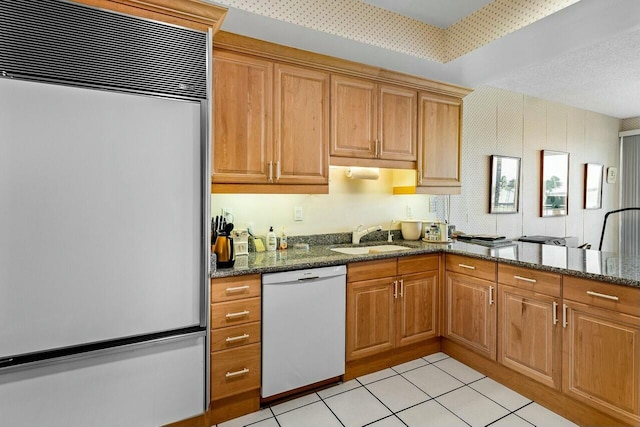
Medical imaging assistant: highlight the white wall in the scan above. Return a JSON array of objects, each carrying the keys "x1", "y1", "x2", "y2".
[
  {"x1": 212, "y1": 86, "x2": 621, "y2": 250},
  {"x1": 448, "y1": 86, "x2": 620, "y2": 251},
  {"x1": 212, "y1": 168, "x2": 437, "y2": 237}
]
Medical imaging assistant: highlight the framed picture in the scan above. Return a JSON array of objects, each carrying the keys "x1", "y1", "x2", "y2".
[
  {"x1": 489, "y1": 155, "x2": 521, "y2": 214},
  {"x1": 541, "y1": 150, "x2": 569, "y2": 217},
  {"x1": 584, "y1": 163, "x2": 604, "y2": 209}
]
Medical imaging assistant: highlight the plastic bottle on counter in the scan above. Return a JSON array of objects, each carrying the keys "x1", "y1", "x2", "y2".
[
  {"x1": 266, "y1": 226, "x2": 277, "y2": 251},
  {"x1": 279, "y1": 227, "x2": 288, "y2": 250}
]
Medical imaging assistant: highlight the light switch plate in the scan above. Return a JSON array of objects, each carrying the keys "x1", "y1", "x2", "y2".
[
  {"x1": 606, "y1": 167, "x2": 617, "y2": 184},
  {"x1": 294, "y1": 206, "x2": 303, "y2": 221}
]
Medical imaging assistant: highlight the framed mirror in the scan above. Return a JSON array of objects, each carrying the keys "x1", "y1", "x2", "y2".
[
  {"x1": 541, "y1": 150, "x2": 569, "y2": 217},
  {"x1": 584, "y1": 163, "x2": 604, "y2": 209},
  {"x1": 489, "y1": 155, "x2": 521, "y2": 214}
]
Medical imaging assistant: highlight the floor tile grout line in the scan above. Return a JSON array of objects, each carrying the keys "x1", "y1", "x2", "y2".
[
  {"x1": 512, "y1": 409, "x2": 537, "y2": 426},
  {"x1": 430, "y1": 397, "x2": 474, "y2": 427},
  {"x1": 362, "y1": 413, "x2": 409, "y2": 427},
  {"x1": 430, "y1": 358, "x2": 487, "y2": 385},
  {"x1": 319, "y1": 397, "x2": 346, "y2": 427},
  {"x1": 268, "y1": 391, "x2": 322, "y2": 417},
  {"x1": 466, "y1": 378, "x2": 533, "y2": 414},
  {"x1": 268, "y1": 406, "x2": 282, "y2": 427},
  {"x1": 315, "y1": 382, "x2": 363, "y2": 400}
]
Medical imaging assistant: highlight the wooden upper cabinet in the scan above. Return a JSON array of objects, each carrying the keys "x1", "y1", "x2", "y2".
[
  {"x1": 378, "y1": 84, "x2": 417, "y2": 162},
  {"x1": 330, "y1": 75, "x2": 377, "y2": 159},
  {"x1": 212, "y1": 51, "x2": 273, "y2": 184},
  {"x1": 331, "y1": 75, "x2": 417, "y2": 165},
  {"x1": 274, "y1": 64, "x2": 329, "y2": 185},
  {"x1": 417, "y1": 92, "x2": 462, "y2": 190}
]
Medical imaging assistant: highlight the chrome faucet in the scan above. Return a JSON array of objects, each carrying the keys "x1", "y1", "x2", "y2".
[{"x1": 352, "y1": 224, "x2": 383, "y2": 244}]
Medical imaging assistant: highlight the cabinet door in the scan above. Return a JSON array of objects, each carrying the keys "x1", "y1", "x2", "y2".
[
  {"x1": 445, "y1": 271, "x2": 497, "y2": 360},
  {"x1": 563, "y1": 300, "x2": 640, "y2": 426},
  {"x1": 274, "y1": 64, "x2": 329, "y2": 185},
  {"x1": 397, "y1": 271, "x2": 438, "y2": 347},
  {"x1": 417, "y1": 92, "x2": 461, "y2": 189},
  {"x1": 212, "y1": 51, "x2": 273, "y2": 183},
  {"x1": 378, "y1": 84, "x2": 417, "y2": 162},
  {"x1": 346, "y1": 277, "x2": 395, "y2": 361},
  {"x1": 330, "y1": 75, "x2": 377, "y2": 159},
  {"x1": 498, "y1": 284, "x2": 561, "y2": 389}
]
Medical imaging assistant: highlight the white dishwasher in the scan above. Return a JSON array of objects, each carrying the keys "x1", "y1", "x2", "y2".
[{"x1": 261, "y1": 265, "x2": 346, "y2": 399}]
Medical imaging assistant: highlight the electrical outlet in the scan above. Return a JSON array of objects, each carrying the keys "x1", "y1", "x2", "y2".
[
  {"x1": 294, "y1": 206, "x2": 303, "y2": 222},
  {"x1": 221, "y1": 207, "x2": 233, "y2": 221},
  {"x1": 406, "y1": 205, "x2": 413, "y2": 218}
]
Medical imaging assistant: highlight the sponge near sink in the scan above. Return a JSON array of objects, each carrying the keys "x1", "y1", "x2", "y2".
[{"x1": 254, "y1": 238, "x2": 266, "y2": 252}]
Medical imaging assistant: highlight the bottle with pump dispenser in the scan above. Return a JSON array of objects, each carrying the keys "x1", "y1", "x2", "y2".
[{"x1": 266, "y1": 226, "x2": 277, "y2": 251}]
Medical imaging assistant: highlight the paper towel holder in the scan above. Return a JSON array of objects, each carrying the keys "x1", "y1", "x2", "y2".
[{"x1": 345, "y1": 167, "x2": 380, "y2": 180}]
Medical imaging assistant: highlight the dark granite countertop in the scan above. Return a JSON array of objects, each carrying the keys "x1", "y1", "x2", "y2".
[{"x1": 211, "y1": 237, "x2": 640, "y2": 288}]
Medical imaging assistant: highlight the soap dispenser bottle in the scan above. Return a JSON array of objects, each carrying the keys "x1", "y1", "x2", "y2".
[
  {"x1": 266, "y1": 226, "x2": 277, "y2": 251},
  {"x1": 279, "y1": 226, "x2": 288, "y2": 250}
]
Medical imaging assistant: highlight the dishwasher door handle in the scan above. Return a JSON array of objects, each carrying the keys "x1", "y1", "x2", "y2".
[{"x1": 297, "y1": 276, "x2": 320, "y2": 281}]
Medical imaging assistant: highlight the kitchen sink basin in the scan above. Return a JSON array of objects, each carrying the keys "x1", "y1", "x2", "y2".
[{"x1": 330, "y1": 244, "x2": 411, "y2": 255}]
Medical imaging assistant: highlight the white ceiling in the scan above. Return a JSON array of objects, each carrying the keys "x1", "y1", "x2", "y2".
[
  {"x1": 214, "y1": 0, "x2": 640, "y2": 119},
  {"x1": 362, "y1": 0, "x2": 493, "y2": 28}
]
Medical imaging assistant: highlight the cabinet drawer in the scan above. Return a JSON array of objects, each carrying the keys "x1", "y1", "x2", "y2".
[
  {"x1": 398, "y1": 254, "x2": 439, "y2": 275},
  {"x1": 498, "y1": 264, "x2": 561, "y2": 297},
  {"x1": 211, "y1": 321, "x2": 261, "y2": 352},
  {"x1": 446, "y1": 254, "x2": 496, "y2": 282},
  {"x1": 211, "y1": 274, "x2": 261, "y2": 302},
  {"x1": 211, "y1": 297, "x2": 261, "y2": 329},
  {"x1": 210, "y1": 343, "x2": 261, "y2": 400},
  {"x1": 348, "y1": 258, "x2": 397, "y2": 282},
  {"x1": 563, "y1": 276, "x2": 640, "y2": 316}
]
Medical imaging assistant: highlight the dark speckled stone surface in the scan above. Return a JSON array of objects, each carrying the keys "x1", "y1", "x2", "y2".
[{"x1": 211, "y1": 237, "x2": 640, "y2": 288}]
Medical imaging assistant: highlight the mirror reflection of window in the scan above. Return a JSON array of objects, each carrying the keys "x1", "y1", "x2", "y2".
[
  {"x1": 490, "y1": 155, "x2": 520, "y2": 214},
  {"x1": 584, "y1": 163, "x2": 603, "y2": 209},
  {"x1": 541, "y1": 150, "x2": 569, "y2": 217}
]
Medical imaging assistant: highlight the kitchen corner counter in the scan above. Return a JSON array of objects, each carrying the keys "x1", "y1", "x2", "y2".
[{"x1": 211, "y1": 240, "x2": 640, "y2": 288}]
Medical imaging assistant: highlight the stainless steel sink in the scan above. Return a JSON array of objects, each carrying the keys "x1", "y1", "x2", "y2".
[{"x1": 330, "y1": 244, "x2": 411, "y2": 255}]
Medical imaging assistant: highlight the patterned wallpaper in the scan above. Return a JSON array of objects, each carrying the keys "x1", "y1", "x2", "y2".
[
  {"x1": 214, "y1": 0, "x2": 579, "y2": 62},
  {"x1": 621, "y1": 117, "x2": 640, "y2": 131}
]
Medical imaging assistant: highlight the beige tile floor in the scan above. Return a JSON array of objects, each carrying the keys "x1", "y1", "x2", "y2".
[{"x1": 216, "y1": 352, "x2": 578, "y2": 427}]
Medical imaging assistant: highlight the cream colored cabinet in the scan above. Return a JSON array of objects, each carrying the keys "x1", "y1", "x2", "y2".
[
  {"x1": 444, "y1": 254, "x2": 497, "y2": 360},
  {"x1": 212, "y1": 51, "x2": 329, "y2": 190},
  {"x1": 209, "y1": 274, "x2": 262, "y2": 424},
  {"x1": 346, "y1": 255, "x2": 439, "y2": 361},
  {"x1": 562, "y1": 276, "x2": 640, "y2": 426},
  {"x1": 497, "y1": 264, "x2": 562, "y2": 389},
  {"x1": 417, "y1": 92, "x2": 462, "y2": 193},
  {"x1": 331, "y1": 74, "x2": 417, "y2": 166}
]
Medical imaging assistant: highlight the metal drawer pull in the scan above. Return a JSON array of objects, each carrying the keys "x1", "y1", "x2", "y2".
[
  {"x1": 514, "y1": 275, "x2": 537, "y2": 283},
  {"x1": 399, "y1": 279, "x2": 404, "y2": 297},
  {"x1": 562, "y1": 304, "x2": 568, "y2": 328},
  {"x1": 393, "y1": 280, "x2": 398, "y2": 299},
  {"x1": 225, "y1": 368, "x2": 249, "y2": 378},
  {"x1": 552, "y1": 301, "x2": 558, "y2": 325},
  {"x1": 586, "y1": 291, "x2": 619, "y2": 301},
  {"x1": 226, "y1": 310, "x2": 250, "y2": 319},
  {"x1": 489, "y1": 286, "x2": 494, "y2": 305},
  {"x1": 226, "y1": 334, "x2": 250, "y2": 343},
  {"x1": 458, "y1": 264, "x2": 476, "y2": 270},
  {"x1": 225, "y1": 285, "x2": 250, "y2": 293}
]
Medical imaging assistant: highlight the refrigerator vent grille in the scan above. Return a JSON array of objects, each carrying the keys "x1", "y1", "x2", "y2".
[{"x1": 0, "y1": 0, "x2": 207, "y2": 99}]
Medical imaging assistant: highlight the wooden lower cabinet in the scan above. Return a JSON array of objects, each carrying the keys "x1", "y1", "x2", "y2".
[
  {"x1": 444, "y1": 271, "x2": 496, "y2": 360},
  {"x1": 496, "y1": 264, "x2": 563, "y2": 390},
  {"x1": 562, "y1": 299, "x2": 640, "y2": 425},
  {"x1": 209, "y1": 274, "x2": 262, "y2": 425},
  {"x1": 346, "y1": 255, "x2": 439, "y2": 362},
  {"x1": 497, "y1": 284, "x2": 561, "y2": 389},
  {"x1": 397, "y1": 271, "x2": 438, "y2": 347}
]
